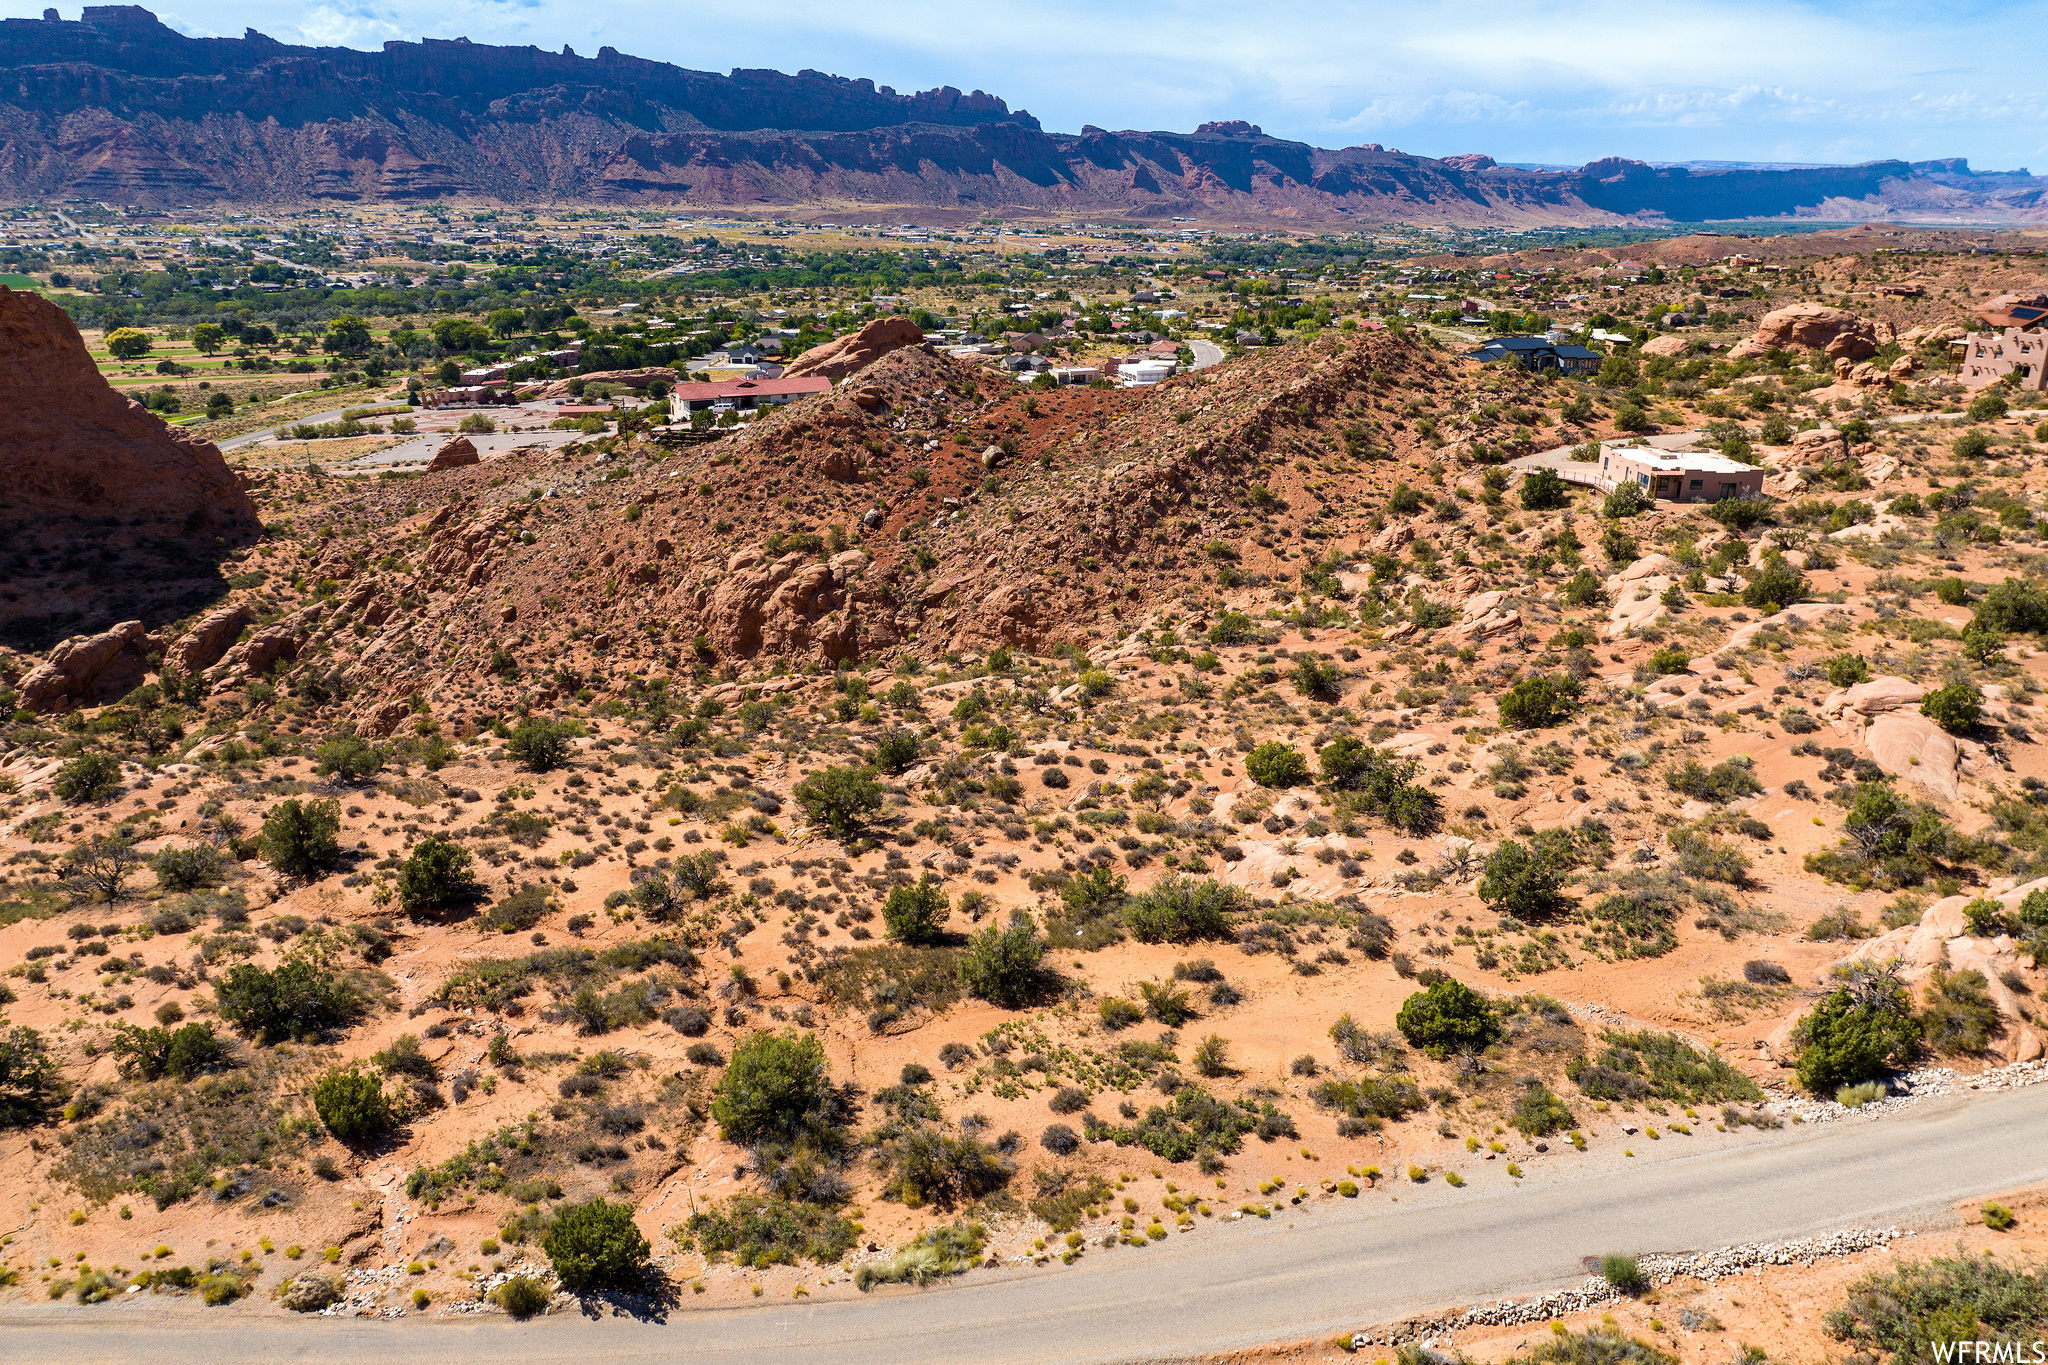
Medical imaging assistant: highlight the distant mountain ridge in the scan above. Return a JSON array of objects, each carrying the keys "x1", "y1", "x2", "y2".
[{"x1": 2, "y1": 6, "x2": 2043, "y2": 223}]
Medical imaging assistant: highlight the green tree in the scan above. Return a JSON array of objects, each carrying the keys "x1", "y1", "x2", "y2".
[
  {"x1": 486, "y1": 308, "x2": 525, "y2": 338},
  {"x1": 1602, "y1": 484, "x2": 1650, "y2": 519},
  {"x1": 1975, "y1": 579, "x2": 2048, "y2": 635},
  {"x1": 792, "y1": 765, "x2": 883, "y2": 840},
  {"x1": 1968, "y1": 391, "x2": 2009, "y2": 422},
  {"x1": 215, "y1": 955, "x2": 359, "y2": 1043},
  {"x1": 1520, "y1": 468, "x2": 1570, "y2": 510},
  {"x1": 1478, "y1": 839, "x2": 1572, "y2": 919},
  {"x1": 190, "y1": 322, "x2": 226, "y2": 354},
  {"x1": 711, "y1": 1031, "x2": 831, "y2": 1143},
  {"x1": 1207, "y1": 611, "x2": 1254, "y2": 645},
  {"x1": 1497, "y1": 673, "x2": 1581, "y2": 730},
  {"x1": 1244, "y1": 741, "x2": 1309, "y2": 788},
  {"x1": 110, "y1": 1022, "x2": 224, "y2": 1081},
  {"x1": 104, "y1": 327, "x2": 153, "y2": 360},
  {"x1": 260, "y1": 798, "x2": 342, "y2": 877},
  {"x1": 1291, "y1": 654, "x2": 1341, "y2": 698},
  {"x1": 1706, "y1": 496, "x2": 1771, "y2": 532},
  {"x1": 1793, "y1": 984, "x2": 1919, "y2": 1094},
  {"x1": 1743, "y1": 555, "x2": 1806, "y2": 611},
  {"x1": 883, "y1": 874, "x2": 950, "y2": 944},
  {"x1": 959, "y1": 911, "x2": 1049, "y2": 1007},
  {"x1": 314, "y1": 1066, "x2": 393, "y2": 1144},
  {"x1": 53, "y1": 751, "x2": 123, "y2": 804},
  {"x1": 431, "y1": 318, "x2": 491, "y2": 352},
  {"x1": 0, "y1": 1025, "x2": 61, "y2": 1127},
  {"x1": 1599, "y1": 524, "x2": 1639, "y2": 566},
  {"x1": 506, "y1": 718, "x2": 572, "y2": 772},
  {"x1": 396, "y1": 836, "x2": 480, "y2": 917},
  {"x1": 543, "y1": 1199, "x2": 651, "y2": 1293},
  {"x1": 322, "y1": 314, "x2": 372, "y2": 357},
  {"x1": 1395, "y1": 979, "x2": 1503, "y2": 1059},
  {"x1": 1920, "y1": 682, "x2": 1981, "y2": 733},
  {"x1": 1825, "y1": 653, "x2": 1871, "y2": 688},
  {"x1": 873, "y1": 730, "x2": 921, "y2": 774},
  {"x1": 1951, "y1": 429, "x2": 1991, "y2": 461},
  {"x1": 1124, "y1": 876, "x2": 1245, "y2": 944},
  {"x1": 314, "y1": 728, "x2": 385, "y2": 783}
]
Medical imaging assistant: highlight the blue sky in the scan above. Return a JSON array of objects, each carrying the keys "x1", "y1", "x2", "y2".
[{"x1": 15, "y1": 0, "x2": 2047, "y2": 169}]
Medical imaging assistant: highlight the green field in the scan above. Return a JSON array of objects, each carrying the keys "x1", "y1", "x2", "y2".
[{"x1": 0, "y1": 273, "x2": 44, "y2": 290}]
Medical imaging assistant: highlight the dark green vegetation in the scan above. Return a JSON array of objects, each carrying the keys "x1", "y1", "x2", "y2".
[
  {"x1": 313, "y1": 1066, "x2": 393, "y2": 1144},
  {"x1": 1395, "y1": 978, "x2": 1503, "y2": 1059},
  {"x1": 1568, "y1": 1029, "x2": 1763, "y2": 1105},
  {"x1": 543, "y1": 1198, "x2": 652, "y2": 1293},
  {"x1": 1827, "y1": 1252, "x2": 2046, "y2": 1359}
]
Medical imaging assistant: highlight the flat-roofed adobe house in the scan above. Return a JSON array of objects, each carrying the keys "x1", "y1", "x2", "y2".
[
  {"x1": 1955, "y1": 327, "x2": 2046, "y2": 392},
  {"x1": 1599, "y1": 446, "x2": 1765, "y2": 504}
]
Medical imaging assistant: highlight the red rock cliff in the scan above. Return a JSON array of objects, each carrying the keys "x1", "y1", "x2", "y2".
[{"x1": 0, "y1": 285, "x2": 259, "y2": 535}]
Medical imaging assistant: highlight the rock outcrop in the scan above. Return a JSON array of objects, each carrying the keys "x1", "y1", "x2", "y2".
[
  {"x1": 782, "y1": 319, "x2": 925, "y2": 382},
  {"x1": 164, "y1": 603, "x2": 255, "y2": 676},
  {"x1": 530, "y1": 368, "x2": 677, "y2": 400},
  {"x1": 17, "y1": 620, "x2": 159, "y2": 711},
  {"x1": 1841, "y1": 892, "x2": 2045, "y2": 1063},
  {"x1": 1728, "y1": 305, "x2": 1878, "y2": 362},
  {"x1": 426, "y1": 435, "x2": 479, "y2": 471},
  {"x1": 0, "y1": 286, "x2": 259, "y2": 536}
]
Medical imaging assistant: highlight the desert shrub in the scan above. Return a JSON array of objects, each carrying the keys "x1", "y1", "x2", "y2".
[
  {"x1": 854, "y1": 1223, "x2": 986, "y2": 1291},
  {"x1": 1511, "y1": 1083, "x2": 1576, "y2": 1136},
  {"x1": 313, "y1": 1067, "x2": 393, "y2": 1145},
  {"x1": 872, "y1": 729, "x2": 922, "y2": 772},
  {"x1": 1098, "y1": 998, "x2": 1144, "y2": 1030},
  {"x1": 214, "y1": 955, "x2": 359, "y2": 1043},
  {"x1": 1647, "y1": 645, "x2": 1690, "y2": 675},
  {"x1": 682, "y1": 1194, "x2": 859, "y2": 1269},
  {"x1": 151, "y1": 844, "x2": 223, "y2": 892},
  {"x1": 1520, "y1": 468, "x2": 1570, "y2": 510},
  {"x1": 479, "y1": 883, "x2": 552, "y2": 934},
  {"x1": 1311, "y1": 1074, "x2": 1426, "y2": 1125},
  {"x1": 491, "y1": 1275, "x2": 553, "y2": 1318},
  {"x1": 1497, "y1": 673, "x2": 1581, "y2": 730},
  {"x1": 1706, "y1": 496, "x2": 1771, "y2": 531},
  {"x1": 1744, "y1": 554, "x2": 1806, "y2": 610},
  {"x1": 1919, "y1": 965, "x2": 2004, "y2": 1055},
  {"x1": 711, "y1": 1031, "x2": 831, "y2": 1144},
  {"x1": 280, "y1": 1272, "x2": 345, "y2": 1313},
  {"x1": 1124, "y1": 876, "x2": 1245, "y2": 943},
  {"x1": 1828, "y1": 1251, "x2": 2047, "y2": 1357},
  {"x1": 1665, "y1": 757, "x2": 1762, "y2": 804},
  {"x1": 792, "y1": 764, "x2": 883, "y2": 840},
  {"x1": 1601, "y1": 1253, "x2": 1647, "y2": 1295},
  {"x1": 314, "y1": 729, "x2": 385, "y2": 783},
  {"x1": 1085, "y1": 1083, "x2": 1271, "y2": 1162},
  {"x1": 0, "y1": 1025, "x2": 61, "y2": 1127},
  {"x1": 396, "y1": 837, "x2": 480, "y2": 917},
  {"x1": 1040, "y1": 1123, "x2": 1080, "y2": 1155},
  {"x1": 109, "y1": 1021, "x2": 224, "y2": 1081},
  {"x1": 1920, "y1": 682, "x2": 1982, "y2": 733},
  {"x1": 1826, "y1": 652, "x2": 1872, "y2": 687},
  {"x1": 1321, "y1": 738, "x2": 1441, "y2": 834},
  {"x1": 1805, "y1": 781, "x2": 1967, "y2": 890},
  {"x1": 1395, "y1": 979, "x2": 1502, "y2": 1059},
  {"x1": 259, "y1": 798, "x2": 341, "y2": 877},
  {"x1": 506, "y1": 719, "x2": 572, "y2": 772},
  {"x1": 878, "y1": 1129, "x2": 1014, "y2": 1206},
  {"x1": 1793, "y1": 976, "x2": 1921, "y2": 1094},
  {"x1": 958, "y1": 911, "x2": 1048, "y2": 1007},
  {"x1": 1778, "y1": 705, "x2": 1818, "y2": 734},
  {"x1": 1477, "y1": 839, "x2": 1572, "y2": 920},
  {"x1": 1568, "y1": 1028, "x2": 1761, "y2": 1105},
  {"x1": 1975, "y1": 578, "x2": 2048, "y2": 635},
  {"x1": 54, "y1": 752, "x2": 123, "y2": 804},
  {"x1": 882, "y1": 874, "x2": 950, "y2": 945},
  {"x1": 543, "y1": 1198, "x2": 650, "y2": 1293},
  {"x1": 1244, "y1": 741, "x2": 1309, "y2": 788},
  {"x1": 1139, "y1": 979, "x2": 1198, "y2": 1026}
]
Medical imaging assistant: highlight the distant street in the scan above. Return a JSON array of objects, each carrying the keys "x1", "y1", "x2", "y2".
[
  {"x1": 6, "y1": 1083, "x2": 2044, "y2": 1365},
  {"x1": 1188, "y1": 339, "x2": 1225, "y2": 370}
]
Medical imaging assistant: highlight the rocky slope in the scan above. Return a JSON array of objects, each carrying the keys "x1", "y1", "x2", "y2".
[
  {"x1": 0, "y1": 283, "x2": 259, "y2": 650},
  {"x1": 3, "y1": 9, "x2": 2037, "y2": 221}
]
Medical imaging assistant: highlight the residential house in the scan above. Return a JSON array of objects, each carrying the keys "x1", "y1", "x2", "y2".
[
  {"x1": 667, "y1": 375, "x2": 831, "y2": 417},
  {"x1": 1595, "y1": 446, "x2": 1764, "y2": 503},
  {"x1": 1955, "y1": 327, "x2": 2046, "y2": 392},
  {"x1": 1467, "y1": 335, "x2": 1601, "y2": 376}
]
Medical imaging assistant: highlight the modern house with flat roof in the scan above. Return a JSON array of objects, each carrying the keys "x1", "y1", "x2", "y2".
[
  {"x1": 1466, "y1": 334, "x2": 1602, "y2": 375},
  {"x1": 1598, "y1": 446, "x2": 1765, "y2": 503}
]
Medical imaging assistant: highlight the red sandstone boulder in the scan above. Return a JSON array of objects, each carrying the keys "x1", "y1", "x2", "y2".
[
  {"x1": 782, "y1": 318, "x2": 924, "y2": 382},
  {"x1": 0, "y1": 286, "x2": 259, "y2": 536},
  {"x1": 427, "y1": 435, "x2": 479, "y2": 471},
  {"x1": 18, "y1": 620, "x2": 159, "y2": 712},
  {"x1": 1727, "y1": 304, "x2": 1877, "y2": 362}
]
